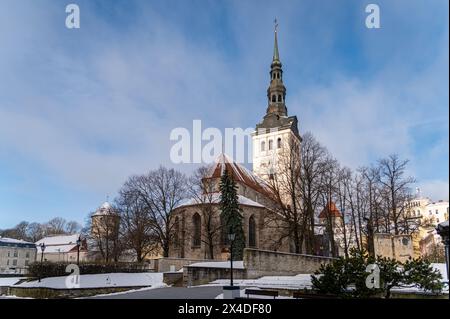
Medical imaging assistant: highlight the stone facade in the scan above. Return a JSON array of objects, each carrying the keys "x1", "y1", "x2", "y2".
[{"x1": 373, "y1": 233, "x2": 414, "y2": 262}]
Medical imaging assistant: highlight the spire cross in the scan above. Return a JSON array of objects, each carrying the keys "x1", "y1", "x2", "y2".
[{"x1": 274, "y1": 18, "x2": 278, "y2": 32}]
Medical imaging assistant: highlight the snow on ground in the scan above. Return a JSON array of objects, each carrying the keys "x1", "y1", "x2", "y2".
[
  {"x1": 188, "y1": 261, "x2": 245, "y2": 269},
  {"x1": 0, "y1": 277, "x2": 25, "y2": 287},
  {"x1": 16, "y1": 272, "x2": 164, "y2": 289},
  {"x1": 77, "y1": 285, "x2": 167, "y2": 298},
  {"x1": 204, "y1": 274, "x2": 312, "y2": 290}
]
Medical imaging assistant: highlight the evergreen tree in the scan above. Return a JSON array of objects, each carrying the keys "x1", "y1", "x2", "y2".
[{"x1": 219, "y1": 167, "x2": 245, "y2": 260}]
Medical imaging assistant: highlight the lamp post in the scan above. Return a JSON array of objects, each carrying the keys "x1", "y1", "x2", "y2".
[
  {"x1": 39, "y1": 242, "x2": 45, "y2": 283},
  {"x1": 227, "y1": 232, "x2": 236, "y2": 287},
  {"x1": 40, "y1": 242, "x2": 45, "y2": 263},
  {"x1": 76, "y1": 236, "x2": 81, "y2": 265}
]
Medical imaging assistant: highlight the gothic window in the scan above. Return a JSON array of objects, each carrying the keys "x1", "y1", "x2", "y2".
[
  {"x1": 278, "y1": 95, "x2": 282, "y2": 102},
  {"x1": 268, "y1": 139, "x2": 273, "y2": 150},
  {"x1": 174, "y1": 216, "x2": 180, "y2": 247},
  {"x1": 277, "y1": 72, "x2": 280, "y2": 79},
  {"x1": 249, "y1": 215, "x2": 256, "y2": 247},
  {"x1": 261, "y1": 141, "x2": 265, "y2": 152},
  {"x1": 192, "y1": 213, "x2": 201, "y2": 247},
  {"x1": 272, "y1": 95, "x2": 276, "y2": 102},
  {"x1": 277, "y1": 137, "x2": 282, "y2": 148}
]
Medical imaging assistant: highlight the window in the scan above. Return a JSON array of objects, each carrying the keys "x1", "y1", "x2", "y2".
[
  {"x1": 278, "y1": 95, "x2": 282, "y2": 102},
  {"x1": 12, "y1": 260, "x2": 17, "y2": 266},
  {"x1": 13, "y1": 250, "x2": 18, "y2": 258},
  {"x1": 429, "y1": 210, "x2": 432, "y2": 215},
  {"x1": 174, "y1": 217, "x2": 180, "y2": 247},
  {"x1": 25, "y1": 252, "x2": 30, "y2": 259},
  {"x1": 25, "y1": 260, "x2": 29, "y2": 266},
  {"x1": 7, "y1": 251, "x2": 10, "y2": 257},
  {"x1": 6, "y1": 260, "x2": 9, "y2": 266},
  {"x1": 272, "y1": 95, "x2": 276, "y2": 102},
  {"x1": 436, "y1": 210, "x2": 439, "y2": 214},
  {"x1": 268, "y1": 140, "x2": 273, "y2": 150},
  {"x1": 249, "y1": 215, "x2": 256, "y2": 247},
  {"x1": 192, "y1": 213, "x2": 201, "y2": 247},
  {"x1": 261, "y1": 141, "x2": 265, "y2": 152},
  {"x1": 277, "y1": 137, "x2": 282, "y2": 149}
]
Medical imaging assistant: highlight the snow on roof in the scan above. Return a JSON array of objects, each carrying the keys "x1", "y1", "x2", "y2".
[
  {"x1": 0, "y1": 237, "x2": 34, "y2": 245},
  {"x1": 93, "y1": 201, "x2": 118, "y2": 216},
  {"x1": 39, "y1": 244, "x2": 78, "y2": 253},
  {"x1": 188, "y1": 261, "x2": 245, "y2": 269},
  {"x1": 175, "y1": 193, "x2": 265, "y2": 209},
  {"x1": 35, "y1": 234, "x2": 80, "y2": 246}
]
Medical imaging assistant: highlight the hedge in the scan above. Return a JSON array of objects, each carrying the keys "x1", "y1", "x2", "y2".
[{"x1": 28, "y1": 261, "x2": 149, "y2": 278}]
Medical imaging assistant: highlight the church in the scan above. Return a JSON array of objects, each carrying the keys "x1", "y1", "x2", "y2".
[{"x1": 168, "y1": 25, "x2": 340, "y2": 260}]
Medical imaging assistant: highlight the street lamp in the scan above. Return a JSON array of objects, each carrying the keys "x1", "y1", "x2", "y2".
[
  {"x1": 40, "y1": 242, "x2": 46, "y2": 263},
  {"x1": 222, "y1": 230, "x2": 239, "y2": 299},
  {"x1": 76, "y1": 236, "x2": 81, "y2": 265},
  {"x1": 227, "y1": 232, "x2": 236, "y2": 287}
]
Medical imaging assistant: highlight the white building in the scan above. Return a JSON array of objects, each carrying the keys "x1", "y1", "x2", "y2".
[
  {"x1": 35, "y1": 234, "x2": 88, "y2": 263},
  {"x1": 0, "y1": 237, "x2": 36, "y2": 274}
]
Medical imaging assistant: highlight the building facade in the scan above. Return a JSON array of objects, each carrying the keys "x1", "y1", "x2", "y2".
[
  {"x1": 0, "y1": 237, "x2": 36, "y2": 274},
  {"x1": 35, "y1": 234, "x2": 87, "y2": 263}
]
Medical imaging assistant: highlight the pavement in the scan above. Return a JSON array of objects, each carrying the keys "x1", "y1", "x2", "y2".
[{"x1": 88, "y1": 286, "x2": 224, "y2": 299}]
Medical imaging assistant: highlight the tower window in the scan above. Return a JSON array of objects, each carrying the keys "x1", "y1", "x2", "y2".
[
  {"x1": 272, "y1": 95, "x2": 276, "y2": 102},
  {"x1": 277, "y1": 137, "x2": 282, "y2": 148},
  {"x1": 278, "y1": 95, "x2": 282, "y2": 102},
  {"x1": 261, "y1": 141, "x2": 265, "y2": 152},
  {"x1": 268, "y1": 140, "x2": 273, "y2": 150},
  {"x1": 277, "y1": 72, "x2": 280, "y2": 79}
]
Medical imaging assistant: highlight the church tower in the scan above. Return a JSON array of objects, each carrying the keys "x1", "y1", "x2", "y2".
[{"x1": 252, "y1": 21, "x2": 301, "y2": 182}]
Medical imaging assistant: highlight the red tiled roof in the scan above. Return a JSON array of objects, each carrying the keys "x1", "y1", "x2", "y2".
[
  {"x1": 204, "y1": 153, "x2": 275, "y2": 200},
  {"x1": 319, "y1": 202, "x2": 342, "y2": 218}
]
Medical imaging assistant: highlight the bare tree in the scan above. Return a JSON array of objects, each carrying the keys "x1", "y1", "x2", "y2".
[
  {"x1": 127, "y1": 166, "x2": 187, "y2": 257},
  {"x1": 45, "y1": 217, "x2": 67, "y2": 235},
  {"x1": 116, "y1": 179, "x2": 159, "y2": 262},
  {"x1": 377, "y1": 154, "x2": 416, "y2": 235},
  {"x1": 65, "y1": 221, "x2": 82, "y2": 234}
]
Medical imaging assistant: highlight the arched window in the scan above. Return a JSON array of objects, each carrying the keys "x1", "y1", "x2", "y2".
[
  {"x1": 192, "y1": 213, "x2": 201, "y2": 247},
  {"x1": 268, "y1": 140, "x2": 273, "y2": 150},
  {"x1": 271, "y1": 95, "x2": 276, "y2": 102},
  {"x1": 174, "y1": 216, "x2": 180, "y2": 247},
  {"x1": 261, "y1": 141, "x2": 266, "y2": 152},
  {"x1": 278, "y1": 95, "x2": 282, "y2": 102},
  {"x1": 277, "y1": 137, "x2": 282, "y2": 149},
  {"x1": 249, "y1": 215, "x2": 256, "y2": 247}
]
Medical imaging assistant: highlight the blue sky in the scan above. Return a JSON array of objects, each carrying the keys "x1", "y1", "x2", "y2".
[{"x1": 0, "y1": 0, "x2": 448, "y2": 228}]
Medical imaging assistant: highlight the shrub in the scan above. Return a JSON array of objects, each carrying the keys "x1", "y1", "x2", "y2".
[
  {"x1": 28, "y1": 261, "x2": 149, "y2": 279},
  {"x1": 311, "y1": 249, "x2": 444, "y2": 298}
]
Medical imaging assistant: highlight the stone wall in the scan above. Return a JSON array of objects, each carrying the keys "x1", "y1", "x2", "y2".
[
  {"x1": 163, "y1": 272, "x2": 184, "y2": 287},
  {"x1": 183, "y1": 266, "x2": 247, "y2": 287},
  {"x1": 243, "y1": 248, "x2": 334, "y2": 278},
  {"x1": 373, "y1": 233, "x2": 414, "y2": 263},
  {"x1": 7, "y1": 286, "x2": 148, "y2": 299},
  {"x1": 152, "y1": 257, "x2": 215, "y2": 272}
]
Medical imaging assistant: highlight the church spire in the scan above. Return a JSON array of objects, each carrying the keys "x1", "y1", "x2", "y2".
[
  {"x1": 266, "y1": 19, "x2": 287, "y2": 117},
  {"x1": 273, "y1": 19, "x2": 280, "y2": 62}
]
